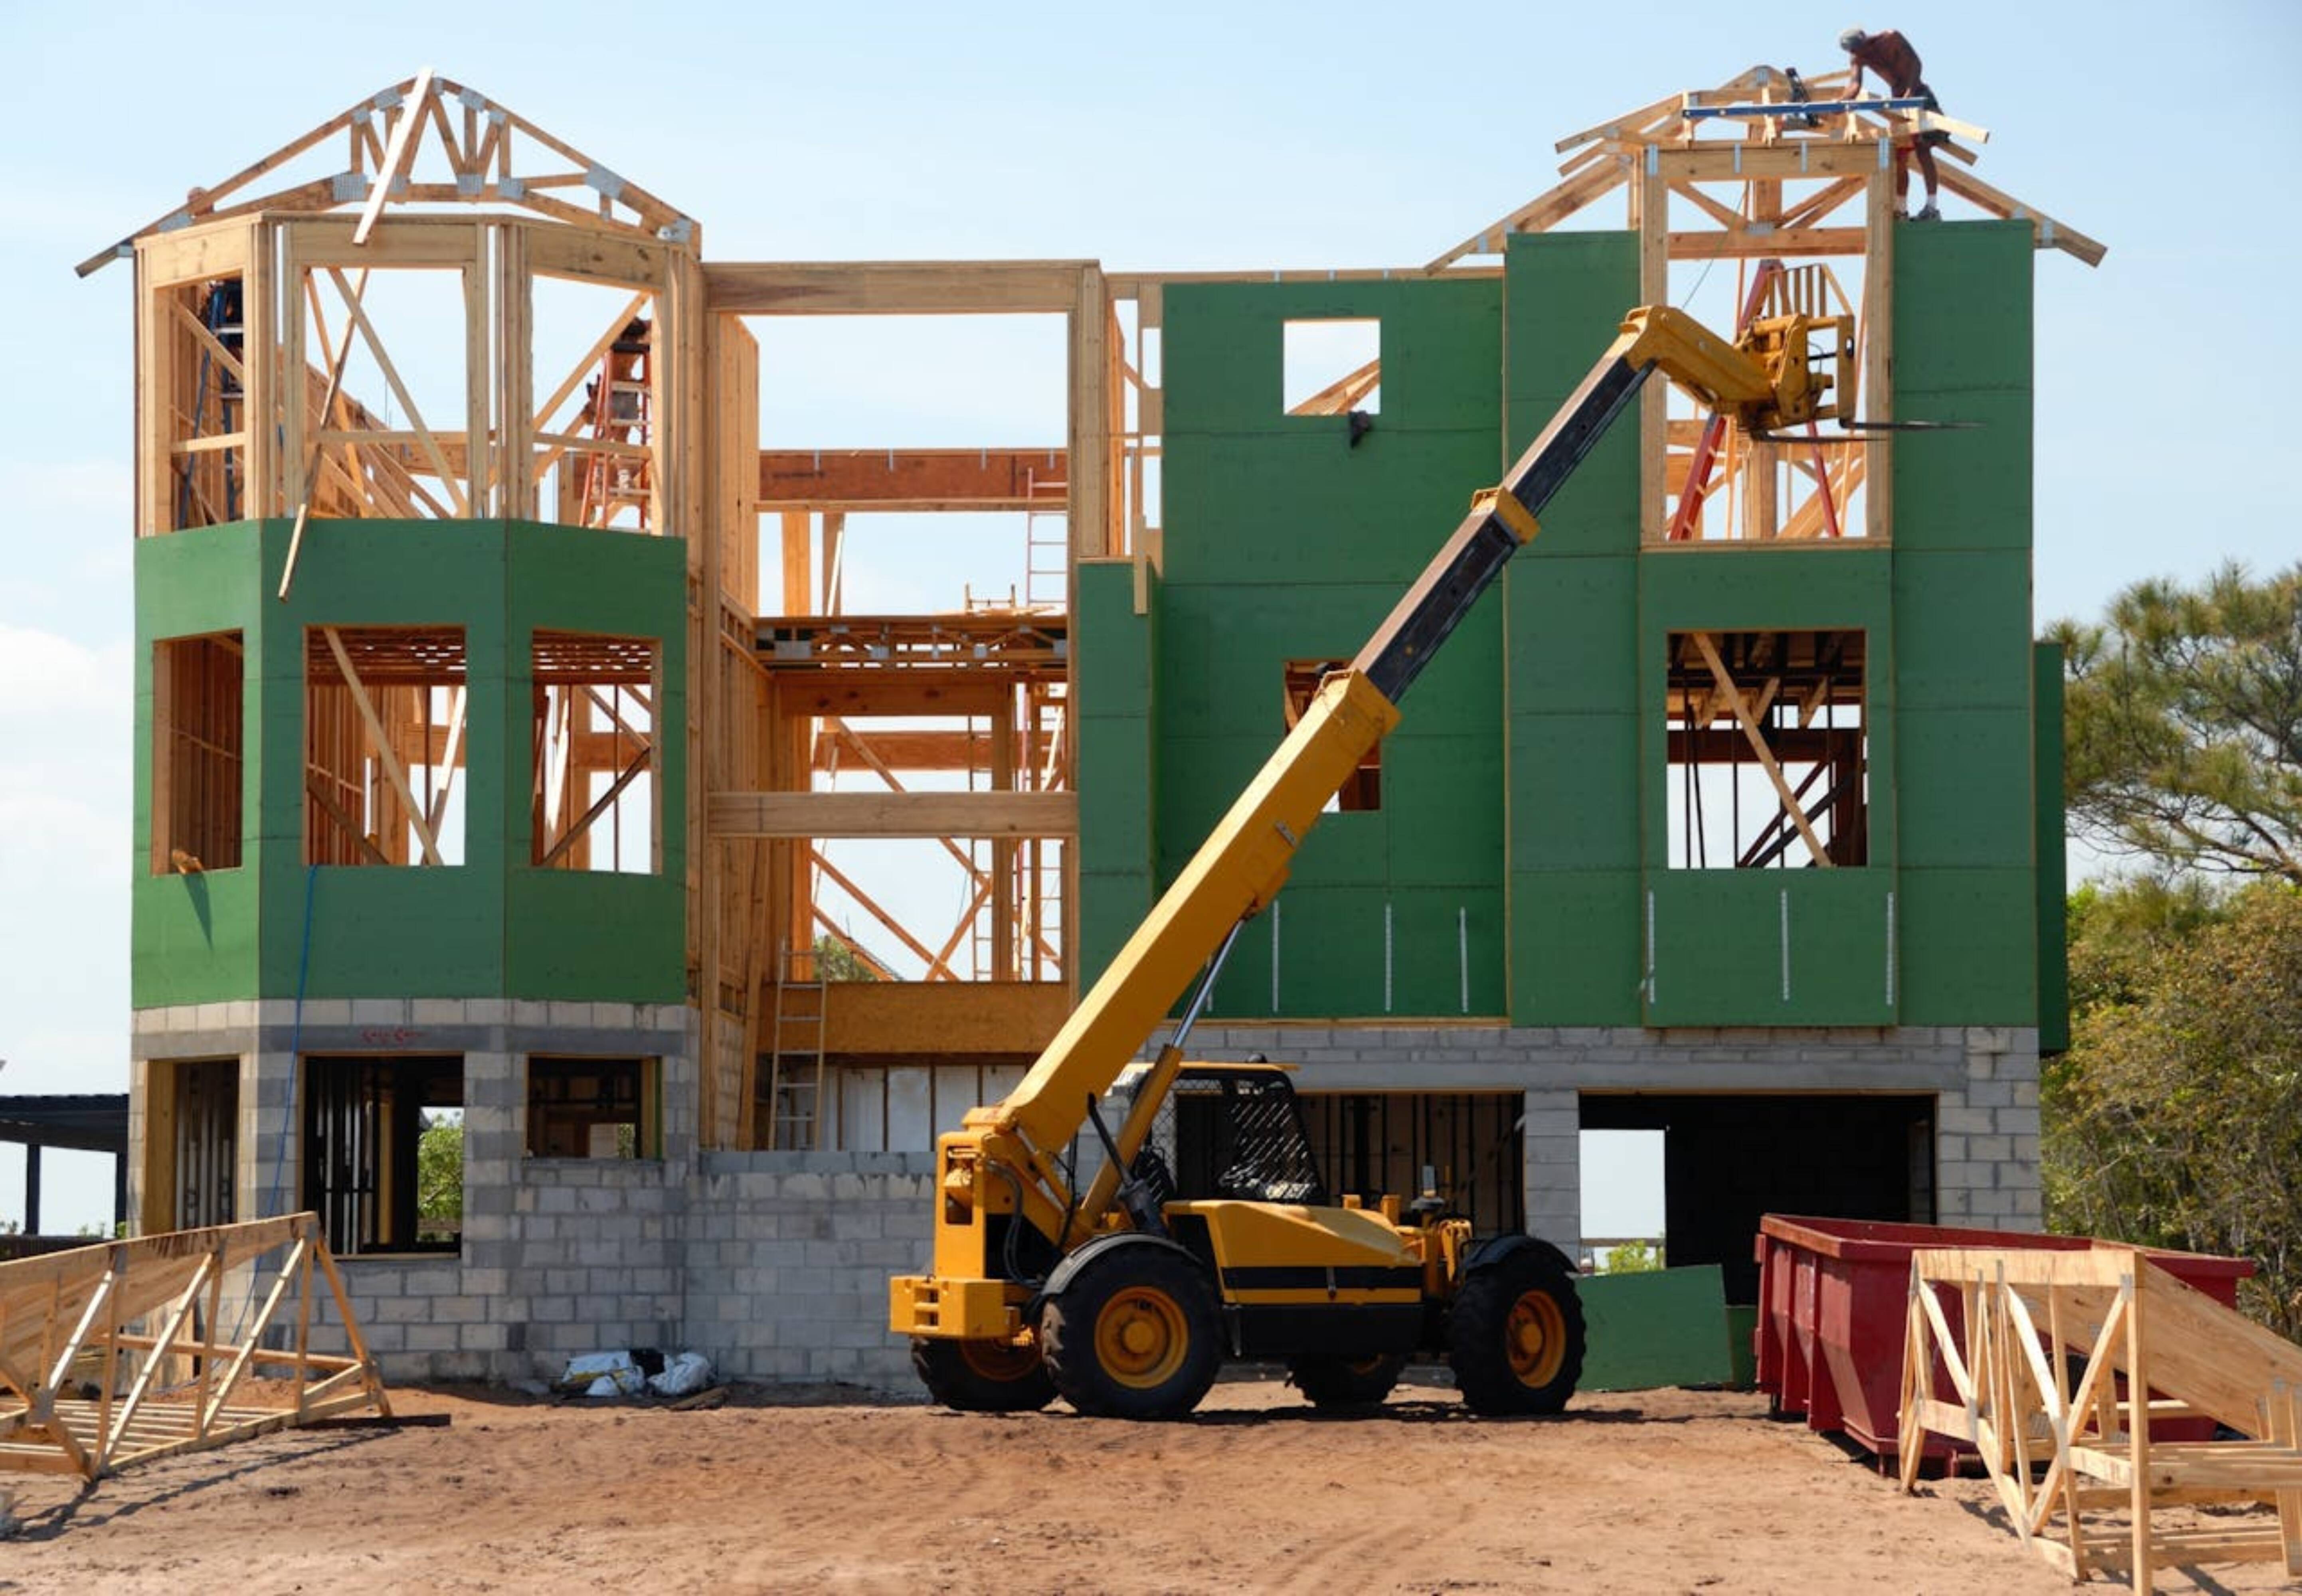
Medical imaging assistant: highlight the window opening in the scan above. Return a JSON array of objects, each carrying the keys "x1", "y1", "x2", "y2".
[
  {"x1": 1284, "y1": 659, "x2": 1379, "y2": 811},
  {"x1": 302, "y1": 1055, "x2": 463, "y2": 1255},
  {"x1": 527, "y1": 1057, "x2": 658, "y2": 1157},
  {"x1": 304, "y1": 626, "x2": 467, "y2": 865},
  {"x1": 153, "y1": 632, "x2": 244, "y2": 873},
  {"x1": 532, "y1": 630, "x2": 659, "y2": 872},
  {"x1": 1282, "y1": 318, "x2": 1380, "y2": 416},
  {"x1": 144, "y1": 1058, "x2": 237, "y2": 1233},
  {"x1": 166, "y1": 277, "x2": 247, "y2": 529},
  {"x1": 1665, "y1": 629, "x2": 1867, "y2": 868}
]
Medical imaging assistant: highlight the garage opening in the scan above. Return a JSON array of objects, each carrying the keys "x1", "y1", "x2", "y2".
[
  {"x1": 1296, "y1": 1092, "x2": 1524, "y2": 1235},
  {"x1": 1579, "y1": 1092, "x2": 1933, "y2": 1302}
]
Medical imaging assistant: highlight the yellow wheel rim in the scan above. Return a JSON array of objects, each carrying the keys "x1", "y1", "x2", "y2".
[
  {"x1": 1093, "y1": 1287, "x2": 1190, "y2": 1389},
  {"x1": 957, "y1": 1339, "x2": 1040, "y2": 1385},
  {"x1": 1506, "y1": 1290, "x2": 1567, "y2": 1388}
]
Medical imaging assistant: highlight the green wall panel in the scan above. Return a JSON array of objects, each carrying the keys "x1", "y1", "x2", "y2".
[
  {"x1": 1896, "y1": 868, "x2": 2038, "y2": 1021},
  {"x1": 1578, "y1": 1265, "x2": 1734, "y2": 1391},
  {"x1": 1153, "y1": 274, "x2": 1514, "y2": 1021},
  {"x1": 1891, "y1": 222, "x2": 2034, "y2": 395},
  {"x1": 506, "y1": 872, "x2": 685, "y2": 999},
  {"x1": 132, "y1": 517, "x2": 687, "y2": 1008},
  {"x1": 1381, "y1": 735, "x2": 1506, "y2": 886},
  {"x1": 1645, "y1": 869, "x2": 1896, "y2": 1026},
  {"x1": 1508, "y1": 870, "x2": 1643, "y2": 1025},
  {"x1": 1076, "y1": 561, "x2": 1151, "y2": 706},
  {"x1": 1888, "y1": 391, "x2": 2033, "y2": 551},
  {"x1": 1508, "y1": 713, "x2": 1640, "y2": 871},
  {"x1": 1893, "y1": 551, "x2": 2033, "y2": 709},
  {"x1": 1162, "y1": 277, "x2": 1501, "y2": 440},
  {"x1": 1639, "y1": 545, "x2": 1893, "y2": 625},
  {"x1": 1153, "y1": 582, "x2": 1497, "y2": 739},
  {"x1": 1506, "y1": 555, "x2": 1638, "y2": 715},
  {"x1": 1161, "y1": 432, "x2": 1505, "y2": 588},
  {"x1": 134, "y1": 523, "x2": 269, "y2": 1006},
  {"x1": 1896, "y1": 711, "x2": 2036, "y2": 869},
  {"x1": 2034, "y1": 644, "x2": 2071, "y2": 1052},
  {"x1": 1504, "y1": 231, "x2": 1641, "y2": 557}
]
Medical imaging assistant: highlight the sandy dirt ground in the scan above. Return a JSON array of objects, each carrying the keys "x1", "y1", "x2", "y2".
[{"x1": 0, "y1": 1372, "x2": 2290, "y2": 1594}]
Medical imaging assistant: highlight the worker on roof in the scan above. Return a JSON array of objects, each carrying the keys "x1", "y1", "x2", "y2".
[{"x1": 1839, "y1": 27, "x2": 1946, "y2": 221}]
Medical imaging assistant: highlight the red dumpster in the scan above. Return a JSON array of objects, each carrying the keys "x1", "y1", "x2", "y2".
[{"x1": 1754, "y1": 1215, "x2": 2255, "y2": 1462}]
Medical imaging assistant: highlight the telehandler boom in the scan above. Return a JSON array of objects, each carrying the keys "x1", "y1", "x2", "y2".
[{"x1": 890, "y1": 298, "x2": 1856, "y2": 1418}]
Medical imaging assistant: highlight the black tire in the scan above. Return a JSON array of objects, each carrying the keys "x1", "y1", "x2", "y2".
[
  {"x1": 911, "y1": 1336, "x2": 1056, "y2": 1413},
  {"x1": 1288, "y1": 1351, "x2": 1408, "y2": 1409},
  {"x1": 1037, "y1": 1246, "x2": 1223, "y2": 1420},
  {"x1": 1448, "y1": 1247, "x2": 1586, "y2": 1416}
]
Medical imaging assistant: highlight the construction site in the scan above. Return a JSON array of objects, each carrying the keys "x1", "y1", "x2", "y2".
[{"x1": 6, "y1": 48, "x2": 2300, "y2": 1594}]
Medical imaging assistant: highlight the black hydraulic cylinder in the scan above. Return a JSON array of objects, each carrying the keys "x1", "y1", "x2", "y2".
[{"x1": 1353, "y1": 354, "x2": 1653, "y2": 703}]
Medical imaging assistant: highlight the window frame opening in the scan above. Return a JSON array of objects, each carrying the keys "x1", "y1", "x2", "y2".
[
  {"x1": 303, "y1": 625, "x2": 469, "y2": 867},
  {"x1": 526, "y1": 1055, "x2": 661, "y2": 1159},
  {"x1": 301, "y1": 1054, "x2": 464, "y2": 1257},
  {"x1": 1663, "y1": 628, "x2": 1867, "y2": 869},
  {"x1": 152, "y1": 631, "x2": 245, "y2": 874},
  {"x1": 1284, "y1": 658, "x2": 1380, "y2": 812}
]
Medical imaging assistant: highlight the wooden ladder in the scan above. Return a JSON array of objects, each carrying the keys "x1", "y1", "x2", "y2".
[{"x1": 766, "y1": 940, "x2": 827, "y2": 1150}]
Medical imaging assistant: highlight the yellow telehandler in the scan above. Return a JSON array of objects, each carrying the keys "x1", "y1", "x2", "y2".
[{"x1": 890, "y1": 297, "x2": 1857, "y2": 1419}]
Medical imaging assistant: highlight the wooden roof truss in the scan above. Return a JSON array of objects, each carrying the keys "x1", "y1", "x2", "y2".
[
  {"x1": 1901, "y1": 1246, "x2": 2302, "y2": 1592},
  {"x1": 80, "y1": 69, "x2": 697, "y2": 278},
  {"x1": 0, "y1": 1214, "x2": 390, "y2": 1483}
]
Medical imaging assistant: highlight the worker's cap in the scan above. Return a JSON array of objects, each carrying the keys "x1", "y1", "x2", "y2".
[{"x1": 1839, "y1": 27, "x2": 1867, "y2": 49}]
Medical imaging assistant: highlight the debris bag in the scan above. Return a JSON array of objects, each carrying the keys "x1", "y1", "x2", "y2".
[
  {"x1": 648, "y1": 1350, "x2": 713, "y2": 1398},
  {"x1": 556, "y1": 1349, "x2": 647, "y2": 1398}
]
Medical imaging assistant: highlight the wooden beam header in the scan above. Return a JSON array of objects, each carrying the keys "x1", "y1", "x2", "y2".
[
  {"x1": 704, "y1": 261, "x2": 1090, "y2": 315},
  {"x1": 710, "y1": 790, "x2": 1078, "y2": 838},
  {"x1": 759, "y1": 447, "x2": 1068, "y2": 512}
]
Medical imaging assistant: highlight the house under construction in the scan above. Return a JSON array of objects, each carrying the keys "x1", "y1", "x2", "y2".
[{"x1": 107, "y1": 66, "x2": 2092, "y2": 1382}]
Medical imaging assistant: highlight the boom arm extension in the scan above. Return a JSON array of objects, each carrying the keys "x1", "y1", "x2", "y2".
[{"x1": 910, "y1": 304, "x2": 1821, "y2": 1310}]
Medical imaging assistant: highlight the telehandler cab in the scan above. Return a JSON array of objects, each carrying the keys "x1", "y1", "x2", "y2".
[{"x1": 890, "y1": 296, "x2": 1858, "y2": 1420}]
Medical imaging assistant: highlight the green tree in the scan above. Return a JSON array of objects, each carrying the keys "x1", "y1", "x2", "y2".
[
  {"x1": 2044, "y1": 882, "x2": 2302, "y2": 1339},
  {"x1": 1602, "y1": 1239, "x2": 1664, "y2": 1274},
  {"x1": 812, "y1": 932, "x2": 884, "y2": 982},
  {"x1": 2051, "y1": 561, "x2": 2302, "y2": 883},
  {"x1": 417, "y1": 1114, "x2": 463, "y2": 1242}
]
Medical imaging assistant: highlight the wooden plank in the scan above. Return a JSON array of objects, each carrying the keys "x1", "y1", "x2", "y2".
[
  {"x1": 320, "y1": 627, "x2": 444, "y2": 866},
  {"x1": 703, "y1": 261, "x2": 1090, "y2": 316},
  {"x1": 759, "y1": 448, "x2": 1068, "y2": 512},
  {"x1": 354, "y1": 68, "x2": 436, "y2": 245},
  {"x1": 1690, "y1": 632, "x2": 1832, "y2": 866},
  {"x1": 1934, "y1": 167, "x2": 2107, "y2": 267},
  {"x1": 709, "y1": 791, "x2": 1077, "y2": 838}
]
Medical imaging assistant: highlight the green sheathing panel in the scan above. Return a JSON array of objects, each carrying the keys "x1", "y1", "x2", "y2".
[
  {"x1": 1577, "y1": 1264, "x2": 1734, "y2": 1392},
  {"x1": 2034, "y1": 643, "x2": 2070, "y2": 1052},
  {"x1": 133, "y1": 524, "x2": 267, "y2": 1005},
  {"x1": 1639, "y1": 547, "x2": 1898, "y2": 1025},
  {"x1": 1503, "y1": 231, "x2": 1645, "y2": 1023},
  {"x1": 254, "y1": 519, "x2": 509, "y2": 998},
  {"x1": 1075, "y1": 560, "x2": 1157, "y2": 988},
  {"x1": 1892, "y1": 223, "x2": 2040, "y2": 1023},
  {"x1": 1158, "y1": 278, "x2": 1507, "y2": 1019},
  {"x1": 502, "y1": 522, "x2": 687, "y2": 1001},
  {"x1": 131, "y1": 518, "x2": 685, "y2": 1008}
]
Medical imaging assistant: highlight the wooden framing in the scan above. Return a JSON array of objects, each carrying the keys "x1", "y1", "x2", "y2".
[
  {"x1": 103, "y1": 64, "x2": 2098, "y2": 1156},
  {"x1": 0, "y1": 1215, "x2": 389, "y2": 1481},
  {"x1": 83, "y1": 72, "x2": 697, "y2": 279},
  {"x1": 1900, "y1": 1246, "x2": 2302, "y2": 1593}
]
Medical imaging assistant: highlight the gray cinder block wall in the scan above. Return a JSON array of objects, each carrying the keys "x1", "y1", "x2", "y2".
[{"x1": 133, "y1": 1003, "x2": 2040, "y2": 1390}]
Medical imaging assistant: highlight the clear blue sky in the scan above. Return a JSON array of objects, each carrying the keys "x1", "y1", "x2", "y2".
[{"x1": 4, "y1": 0, "x2": 2296, "y2": 1231}]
